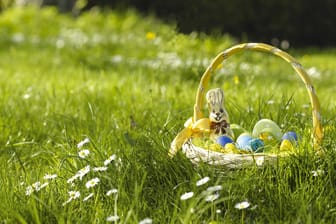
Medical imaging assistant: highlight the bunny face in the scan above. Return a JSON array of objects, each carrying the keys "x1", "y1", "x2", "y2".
[{"x1": 206, "y1": 88, "x2": 229, "y2": 123}]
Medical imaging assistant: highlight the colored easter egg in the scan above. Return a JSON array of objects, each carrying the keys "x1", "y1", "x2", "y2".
[
  {"x1": 216, "y1": 135, "x2": 234, "y2": 147},
  {"x1": 281, "y1": 131, "x2": 298, "y2": 143},
  {"x1": 236, "y1": 133, "x2": 253, "y2": 150},
  {"x1": 230, "y1": 124, "x2": 247, "y2": 140},
  {"x1": 248, "y1": 138, "x2": 265, "y2": 152},
  {"x1": 280, "y1": 139, "x2": 294, "y2": 151},
  {"x1": 252, "y1": 119, "x2": 282, "y2": 142},
  {"x1": 224, "y1": 143, "x2": 239, "y2": 153},
  {"x1": 259, "y1": 132, "x2": 274, "y2": 142}
]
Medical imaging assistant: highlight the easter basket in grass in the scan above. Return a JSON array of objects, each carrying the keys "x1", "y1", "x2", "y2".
[{"x1": 169, "y1": 43, "x2": 323, "y2": 168}]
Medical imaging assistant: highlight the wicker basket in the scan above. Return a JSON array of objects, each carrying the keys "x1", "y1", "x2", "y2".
[{"x1": 170, "y1": 43, "x2": 323, "y2": 167}]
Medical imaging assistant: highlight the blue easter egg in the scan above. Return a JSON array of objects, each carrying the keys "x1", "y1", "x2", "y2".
[
  {"x1": 281, "y1": 131, "x2": 298, "y2": 142},
  {"x1": 216, "y1": 135, "x2": 234, "y2": 147},
  {"x1": 236, "y1": 133, "x2": 253, "y2": 150},
  {"x1": 248, "y1": 138, "x2": 265, "y2": 152}
]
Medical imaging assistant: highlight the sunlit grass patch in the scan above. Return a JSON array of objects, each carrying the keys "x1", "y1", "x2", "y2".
[{"x1": 0, "y1": 6, "x2": 336, "y2": 224}]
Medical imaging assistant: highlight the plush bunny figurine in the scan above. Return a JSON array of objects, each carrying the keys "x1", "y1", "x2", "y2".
[{"x1": 206, "y1": 88, "x2": 233, "y2": 138}]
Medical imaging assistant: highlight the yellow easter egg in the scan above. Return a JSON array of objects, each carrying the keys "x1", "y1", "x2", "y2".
[
  {"x1": 225, "y1": 143, "x2": 236, "y2": 151},
  {"x1": 280, "y1": 139, "x2": 294, "y2": 151},
  {"x1": 224, "y1": 143, "x2": 240, "y2": 153}
]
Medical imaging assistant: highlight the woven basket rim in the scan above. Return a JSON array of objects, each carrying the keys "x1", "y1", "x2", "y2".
[{"x1": 182, "y1": 140, "x2": 286, "y2": 167}]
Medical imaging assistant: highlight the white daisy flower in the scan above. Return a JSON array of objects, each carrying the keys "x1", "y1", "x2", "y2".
[
  {"x1": 205, "y1": 193, "x2": 219, "y2": 202},
  {"x1": 139, "y1": 218, "x2": 153, "y2": 224},
  {"x1": 104, "y1": 154, "x2": 116, "y2": 166},
  {"x1": 106, "y1": 215, "x2": 120, "y2": 222},
  {"x1": 85, "y1": 177, "x2": 100, "y2": 188},
  {"x1": 312, "y1": 169, "x2": 325, "y2": 177},
  {"x1": 255, "y1": 157, "x2": 265, "y2": 166},
  {"x1": 78, "y1": 149, "x2": 90, "y2": 159},
  {"x1": 93, "y1": 166, "x2": 108, "y2": 172},
  {"x1": 77, "y1": 137, "x2": 90, "y2": 148},
  {"x1": 307, "y1": 67, "x2": 321, "y2": 78},
  {"x1": 69, "y1": 191, "x2": 81, "y2": 200},
  {"x1": 234, "y1": 201, "x2": 250, "y2": 210},
  {"x1": 206, "y1": 185, "x2": 223, "y2": 192},
  {"x1": 83, "y1": 193, "x2": 94, "y2": 202},
  {"x1": 25, "y1": 186, "x2": 34, "y2": 196},
  {"x1": 180, "y1": 192, "x2": 194, "y2": 201},
  {"x1": 106, "y1": 189, "x2": 118, "y2": 196},
  {"x1": 62, "y1": 191, "x2": 81, "y2": 206},
  {"x1": 196, "y1": 176, "x2": 210, "y2": 186},
  {"x1": 32, "y1": 181, "x2": 41, "y2": 191},
  {"x1": 23, "y1": 93, "x2": 31, "y2": 99},
  {"x1": 12, "y1": 33, "x2": 25, "y2": 43},
  {"x1": 67, "y1": 175, "x2": 78, "y2": 184},
  {"x1": 77, "y1": 165, "x2": 90, "y2": 180},
  {"x1": 40, "y1": 182, "x2": 49, "y2": 189},
  {"x1": 43, "y1": 174, "x2": 57, "y2": 180}
]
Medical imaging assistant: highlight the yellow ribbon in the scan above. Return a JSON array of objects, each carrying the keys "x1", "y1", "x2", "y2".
[{"x1": 169, "y1": 117, "x2": 210, "y2": 156}]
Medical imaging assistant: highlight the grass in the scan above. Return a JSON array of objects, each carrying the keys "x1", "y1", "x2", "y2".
[{"x1": 0, "y1": 6, "x2": 336, "y2": 223}]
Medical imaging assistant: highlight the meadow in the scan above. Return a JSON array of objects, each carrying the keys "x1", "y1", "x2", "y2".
[{"x1": 0, "y1": 6, "x2": 336, "y2": 223}]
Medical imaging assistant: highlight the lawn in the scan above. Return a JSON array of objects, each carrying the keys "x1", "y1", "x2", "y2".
[{"x1": 0, "y1": 6, "x2": 336, "y2": 223}]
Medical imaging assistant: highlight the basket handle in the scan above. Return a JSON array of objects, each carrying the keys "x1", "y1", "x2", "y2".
[{"x1": 193, "y1": 43, "x2": 323, "y2": 148}]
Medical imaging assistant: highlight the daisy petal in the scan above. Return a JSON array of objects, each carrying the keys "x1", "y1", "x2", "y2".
[
  {"x1": 180, "y1": 192, "x2": 194, "y2": 201},
  {"x1": 234, "y1": 201, "x2": 250, "y2": 210},
  {"x1": 196, "y1": 176, "x2": 210, "y2": 186}
]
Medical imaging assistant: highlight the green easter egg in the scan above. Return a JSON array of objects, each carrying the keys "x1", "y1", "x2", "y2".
[
  {"x1": 230, "y1": 124, "x2": 246, "y2": 140},
  {"x1": 252, "y1": 119, "x2": 282, "y2": 141}
]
